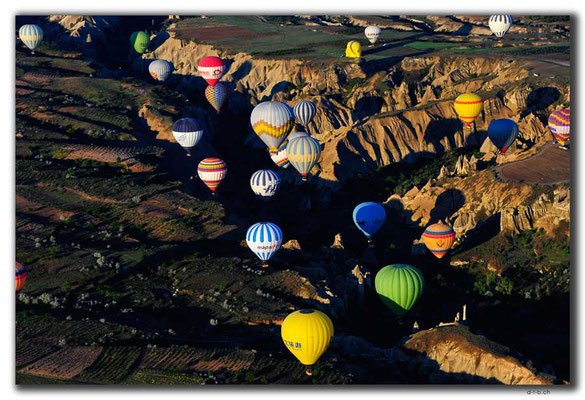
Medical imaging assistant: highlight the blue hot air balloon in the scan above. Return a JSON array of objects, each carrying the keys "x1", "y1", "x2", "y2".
[
  {"x1": 353, "y1": 202, "x2": 386, "y2": 243},
  {"x1": 487, "y1": 119, "x2": 518, "y2": 153},
  {"x1": 246, "y1": 222, "x2": 283, "y2": 267},
  {"x1": 172, "y1": 117, "x2": 203, "y2": 156}
]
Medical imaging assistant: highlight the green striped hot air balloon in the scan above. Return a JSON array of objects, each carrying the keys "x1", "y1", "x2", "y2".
[
  {"x1": 130, "y1": 31, "x2": 150, "y2": 54},
  {"x1": 375, "y1": 264, "x2": 424, "y2": 317}
]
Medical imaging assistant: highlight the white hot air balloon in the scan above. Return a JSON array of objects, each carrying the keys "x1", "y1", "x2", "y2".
[
  {"x1": 250, "y1": 101, "x2": 294, "y2": 153},
  {"x1": 246, "y1": 222, "x2": 283, "y2": 267},
  {"x1": 488, "y1": 15, "x2": 513, "y2": 38},
  {"x1": 293, "y1": 100, "x2": 317, "y2": 127},
  {"x1": 364, "y1": 25, "x2": 381, "y2": 45},
  {"x1": 172, "y1": 118, "x2": 203, "y2": 156},
  {"x1": 149, "y1": 59, "x2": 174, "y2": 82},
  {"x1": 250, "y1": 169, "x2": 281, "y2": 201}
]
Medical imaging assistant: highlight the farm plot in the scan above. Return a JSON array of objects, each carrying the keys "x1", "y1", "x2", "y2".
[
  {"x1": 18, "y1": 346, "x2": 103, "y2": 380},
  {"x1": 76, "y1": 346, "x2": 143, "y2": 384},
  {"x1": 16, "y1": 337, "x2": 61, "y2": 368}
]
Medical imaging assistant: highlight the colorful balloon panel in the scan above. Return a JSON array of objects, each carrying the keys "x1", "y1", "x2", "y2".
[
  {"x1": 149, "y1": 60, "x2": 174, "y2": 82},
  {"x1": 130, "y1": 31, "x2": 150, "y2": 54},
  {"x1": 488, "y1": 119, "x2": 518, "y2": 153},
  {"x1": 172, "y1": 118, "x2": 203, "y2": 154},
  {"x1": 549, "y1": 109, "x2": 570, "y2": 146},
  {"x1": 281, "y1": 309, "x2": 333, "y2": 369},
  {"x1": 422, "y1": 222, "x2": 456, "y2": 259},
  {"x1": 352, "y1": 202, "x2": 386, "y2": 239},
  {"x1": 246, "y1": 222, "x2": 283, "y2": 263},
  {"x1": 197, "y1": 157, "x2": 227, "y2": 193},
  {"x1": 250, "y1": 169, "x2": 281, "y2": 200},
  {"x1": 488, "y1": 15, "x2": 513, "y2": 38},
  {"x1": 375, "y1": 264, "x2": 424, "y2": 317},
  {"x1": 286, "y1": 136, "x2": 321, "y2": 179},
  {"x1": 197, "y1": 56, "x2": 226, "y2": 87},
  {"x1": 454, "y1": 93, "x2": 483, "y2": 126},
  {"x1": 293, "y1": 101, "x2": 317, "y2": 126},
  {"x1": 270, "y1": 141, "x2": 290, "y2": 169},
  {"x1": 205, "y1": 83, "x2": 228, "y2": 112},
  {"x1": 16, "y1": 262, "x2": 26, "y2": 294},
  {"x1": 250, "y1": 101, "x2": 295, "y2": 152},
  {"x1": 19, "y1": 24, "x2": 43, "y2": 52}
]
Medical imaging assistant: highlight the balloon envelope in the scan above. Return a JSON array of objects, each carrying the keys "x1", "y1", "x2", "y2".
[
  {"x1": 375, "y1": 264, "x2": 424, "y2": 317},
  {"x1": 250, "y1": 101, "x2": 295, "y2": 152},
  {"x1": 250, "y1": 169, "x2": 281, "y2": 200},
  {"x1": 172, "y1": 118, "x2": 203, "y2": 155},
  {"x1": 352, "y1": 202, "x2": 386, "y2": 239},
  {"x1": 246, "y1": 222, "x2": 283, "y2": 263},
  {"x1": 197, "y1": 157, "x2": 227, "y2": 193},
  {"x1": 286, "y1": 136, "x2": 321, "y2": 180},
  {"x1": 549, "y1": 109, "x2": 570, "y2": 146},
  {"x1": 488, "y1": 119, "x2": 518, "y2": 153},
  {"x1": 281, "y1": 309, "x2": 333, "y2": 368},
  {"x1": 270, "y1": 140, "x2": 290, "y2": 169},
  {"x1": 488, "y1": 15, "x2": 513, "y2": 38},
  {"x1": 197, "y1": 56, "x2": 226, "y2": 87},
  {"x1": 345, "y1": 41, "x2": 362, "y2": 58},
  {"x1": 293, "y1": 101, "x2": 317, "y2": 126},
  {"x1": 16, "y1": 262, "x2": 26, "y2": 294},
  {"x1": 454, "y1": 93, "x2": 483, "y2": 126},
  {"x1": 205, "y1": 82, "x2": 228, "y2": 112},
  {"x1": 422, "y1": 222, "x2": 456, "y2": 259},
  {"x1": 19, "y1": 24, "x2": 43, "y2": 52},
  {"x1": 130, "y1": 31, "x2": 150, "y2": 54},
  {"x1": 149, "y1": 60, "x2": 174, "y2": 82},
  {"x1": 364, "y1": 26, "x2": 381, "y2": 44}
]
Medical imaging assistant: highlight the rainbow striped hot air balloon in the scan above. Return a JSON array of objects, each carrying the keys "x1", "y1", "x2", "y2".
[
  {"x1": 16, "y1": 262, "x2": 26, "y2": 294},
  {"x1": 270, "y1": 140, "x2": 290, "y2": 169},
  {"x1": 197, "y1": 157, "x2": 227, "y2": 194},
  {"x1": 197, "y1": 56, "x2": 226, "y2": 87},
  {"x1": 205, "y1": 83, "x2": 228, "y2": 113},
  {"x1": 246, "y1": 222, "x2": 283, "y2": 268},
  {"x1": 454, "y1": 93, "x2": 483, "y2": 126},
  {"x1": 422, "y1": 222, "x2": 456, "y2": 259},
  {"x1": 250, "y1": 101, "x2": 295, "y2": 153},
  {"x1": 549, "y1": 109, "x2": 570, "y2": 146},
  {"x1": 19, "y1": 24, "x2": 43, "y2": 53},
  {"x1": 286, "y1": 135, "x2": 321, "y2": 181}
]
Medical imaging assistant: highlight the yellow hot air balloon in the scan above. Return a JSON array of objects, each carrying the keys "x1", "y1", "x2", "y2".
[
  {"x1": 281, "y1": 309, "x2": 334, "y2": 375},
  {"x1": 422, "y1": 222, "x2": 456, "y2": 259},
  {"x1": 345, "y1": 41, "x2": 362, "y2": 58},
  {"x1": 454, "y1": 93, "x2": 483, "y2": 126}
]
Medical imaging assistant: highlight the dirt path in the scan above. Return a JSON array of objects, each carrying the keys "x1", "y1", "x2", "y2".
[{"x1": 493, "y1": 142, "x2": 570, "y2": 185}]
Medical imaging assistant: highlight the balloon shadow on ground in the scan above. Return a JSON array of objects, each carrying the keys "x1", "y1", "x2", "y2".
[
  {"x1": 429, "y1": 189, "x2": 465, "y2": 223},
  {"x1": 423, "y1": 118, "x2": 464, "y2": 154},
  {"x1": 352, "y1": 96, "x2": 385, "y2": 120},
  {"x1": 521, "y1": 87, "x2": 561, "y2": 118},
  {"x1": 149, "y1": 31, "x2": 170, "y2": 53}
]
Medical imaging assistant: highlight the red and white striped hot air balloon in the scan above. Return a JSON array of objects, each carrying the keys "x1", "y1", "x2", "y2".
[
  {"x1": 197, "y1": 56, "x2": 226, "y2": 87},
  {"x1": 197, "y1": 157, "x2": 227, "y2": 194}
]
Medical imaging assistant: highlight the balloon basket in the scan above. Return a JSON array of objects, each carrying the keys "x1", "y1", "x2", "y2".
[
  {"x1": 305, "y1": 367, "x2": 313, "y2": 376},
  {"x1": 301, "y1": 177, "x2": 308, "y2": 182},
  {"x1": 261, "y1": 263, "x2": 269, "y2": 268}
]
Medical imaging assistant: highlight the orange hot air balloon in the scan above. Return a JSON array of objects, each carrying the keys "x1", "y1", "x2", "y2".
[
  {"x1": 422, "y1": 222, "x2": 456, "y2": 259},
  {"x1": 16, "y1": 262, "x2": 26, "y2": 294},
  {"x1": 454, "y1": 93, "x2": 483, "y2": 126}
]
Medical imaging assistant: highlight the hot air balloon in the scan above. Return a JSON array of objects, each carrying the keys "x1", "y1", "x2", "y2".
[
  {"x1": 250, "y1": 169, "x2": 281, "y2": 201},
  {"x1": 250, "y1": 101, "x2": 295, "y2": 153},
  {"x1": 270, "y1": 141, "x2": 290, "y2": 169},
  {"x1": 352, "y1": 202, "x2": 386, "y2": 244},
  {"x1": 345, "y1": 41, "x2": 362, "y2": 58},
  {"x1": 172, "y1": 118, "x2": 203, "y2": 156},
  {"x1": 205, "y1": 82, "x2": 228, "y2": 113},
  {"x1": 19, "y1": 24, "x2": 43, "y2": 54},
  {"x1": 375, "y1": 264, "x2": 424, "y2": 317},
  {"x1": 288, "y1": 130, "x2": 309, "y2": 141},
  {"x1": 488, "y1": 119, "x2": 518, "y2": 153},
  {"x1": 548, "y1": 109, "x2": 570, "y2": 147},
  {"x1": 454, "y1": 93, "x2": 483, "y2": 126},
  {"x1": 293, "y1": 101, "x2": 317, "y2": 127},
  {"x1": 130, "y1": 31, "x2": 150, "y2": 54},
  {"x1": 488, "y1": 15, "x2": 513, "y2": 38},
  {"x1": 286, "y1": 136, "x2": 321, "y2": 181},
  {"x1": 245, "y1": 222, "x2": 283, "y2": 268},
  {"x1": 364, "y1": 25, "x2": 381, "y2": 45},
  {"x1": 281, "y1": 309, "x2": 333, "y2": 376},
  {"x1": 197, "y1": 56, "x2": 226, "y2": 87},
  {"x1": 148, "y1": 59, "x2": 174, "y2": 82},
  {"x1": 16, "y1": 262, "x2": 26, "y2": 294},
  {"x1": 197, "y1": 157, "x2": 227, "y2": 194},
  {"x1": 422, "y1": 222, "x2": 456, "y2": 259}
]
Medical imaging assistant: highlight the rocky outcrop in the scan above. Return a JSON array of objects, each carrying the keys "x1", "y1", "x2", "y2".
[
  {"x1": 46, "y1": 16, "x2": 120, "y2": 56},
  {"x1": 343, "y1": 265, "x2": 371, "y2": 312}
]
